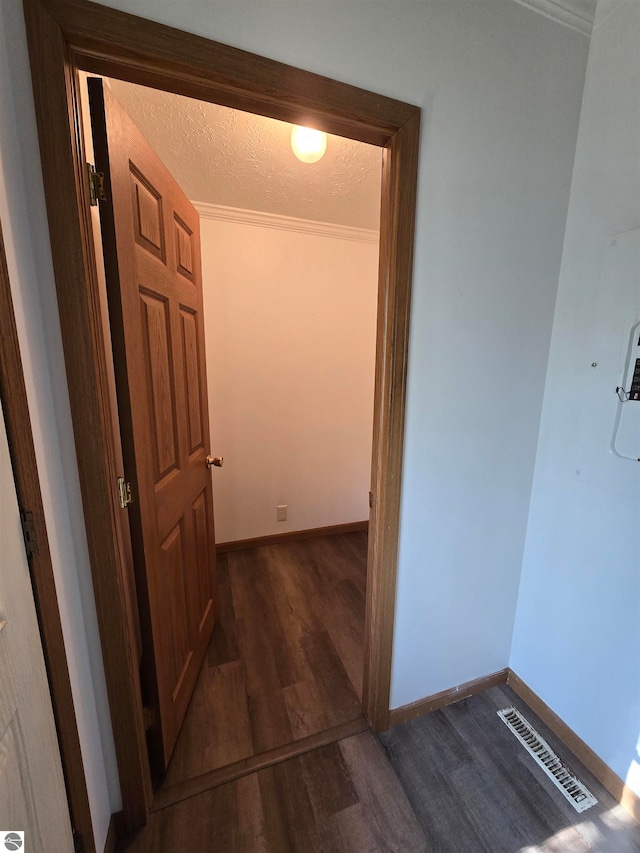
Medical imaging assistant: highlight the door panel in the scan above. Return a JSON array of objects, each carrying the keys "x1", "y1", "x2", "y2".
[
  {"x1": 191, "y1": 489, "x2": 214, "y2": 630},
  {"x1": 0, "y1": 719, "x2": 34, "y2": 834},
  {"x1": 89, "y1": 77, "x2": 217, "y2": 771},
  {"x1": 131, "y1": 168, "x2": 165, "y2": 259},
  {"x1": 140, "y1": 290, "x2": 178, "y2": 480},
  {"x1": 174, "y1": 216, "x2": 195, "y2": 280},
  {"x1": 161, "y1": 522, "x2": 191, "y2": 689},
  {"x1": 180, "y1": 308, "x2": 204, "y2": 454}
]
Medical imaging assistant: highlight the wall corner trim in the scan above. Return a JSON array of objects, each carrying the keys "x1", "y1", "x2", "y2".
[
  {"x1": 192, "y1": 201, "x2": 380, "y2": 244},
  {"x1": 388, "y1": 669, "x2": 509, "y2": 727},
  {"x1": 510, "y1": 0, "x2": 596, "y2": 35}
]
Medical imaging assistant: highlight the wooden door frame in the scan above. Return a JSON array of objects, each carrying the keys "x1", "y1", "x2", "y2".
[
  {"x1": 0, "y1": 222, "x2": 95, "y2": 848},
  {"x1": 23, "y1": 0, "x2": 420, "y2": 831}
]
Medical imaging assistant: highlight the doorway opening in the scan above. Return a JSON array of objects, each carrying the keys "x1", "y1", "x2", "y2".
[
  {"x1": 24, "y1": 0, "x2": 419, "y2": 829},
  {"x1": 80, "y1": 71, "x2": 382, "y2": 797}
]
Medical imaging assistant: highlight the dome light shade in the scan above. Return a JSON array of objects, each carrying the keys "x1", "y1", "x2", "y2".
[{"x1": 290, "y1": 125, "x2": 327, "y2": 163}]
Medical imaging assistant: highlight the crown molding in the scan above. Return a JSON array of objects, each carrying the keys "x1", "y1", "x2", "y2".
[
  {"x1": 592, "y1": 0, "x2": 636, "y2": 33},
  {"x1": 192, "y1": 202, "x2": 379, "y2": 245},
  {"x1": 510, "y1": 0, "x2": 597, "y2": 35}
]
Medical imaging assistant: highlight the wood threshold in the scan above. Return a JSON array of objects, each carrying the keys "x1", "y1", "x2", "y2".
[
  {"x1": 507, "y1": 670, "x2": 640, "y2": 825},
  {"x1": 388, "y1": 669, "x2": 509, "y2": 727},
  {"x1": 24, "y1": 0, "x2": 419, "y2": 831},
  {"x1": 0, "y1": 219, "x2": 95, "y2": 849},
  {"x1": 152, "y1": 716, "x2": 370, "y2": 812},
  {"x1": 216, "y1": 521, "x2": 369, "y2": 553}
]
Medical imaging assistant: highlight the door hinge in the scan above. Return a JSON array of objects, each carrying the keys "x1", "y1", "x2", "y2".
[
  {"x1": 143, "y1": 706, "x2": 157, "y2": 730},
  {"x1": 73, "y1": 829, "x2": 85, "y2": 853},
  {"x1": 87, "y1": 163, "x2": 106, "y2": 206},
  {"x1": 369, "y1": 491, "x2": 374, "y2": 509},
  {"x1": 117, "y1": 476, "x2": 133, "y2": 509},
  {"x1": 20, "y1": 511, "x2": 38, "y2": 558}
]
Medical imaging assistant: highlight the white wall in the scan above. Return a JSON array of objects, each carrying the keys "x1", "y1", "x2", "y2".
[
  {"x1": 0, "y1": 5, "x2": 120, "y2": 852},
  {"x1": 199, "y1": 211, "x2": 378, "y2": 543},
  {"x1": 511, "y1": 0, "x2": 640, "y2": 797},
  {"x1": 0, "y1": 0, "x2": 590, "y2": 843}
]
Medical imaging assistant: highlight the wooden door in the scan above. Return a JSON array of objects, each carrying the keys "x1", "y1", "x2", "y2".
[
  {"x1": 0, "y1": 397, "x2": 75, "y2": 851},
  {"x1": 88, "y1": 78, "x2": 217, "y2": 772}
]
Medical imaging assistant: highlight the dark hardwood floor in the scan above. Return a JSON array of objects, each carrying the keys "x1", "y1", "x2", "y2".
[
  {"x1": 380, "y1": 685, "x2": 640, "y2": 853},
  {"x1": 119, "y1": 731, "x2": 428, "y2": 852},
  {"x1": 117, "y1": 534, "x2": 639, "y2": 852},
  {"x1": 118, "y1": 672, "x2": 640, "y2": 851},
  {"x1": 162, "y1": 531, "x2": 367, "y2": 789}
]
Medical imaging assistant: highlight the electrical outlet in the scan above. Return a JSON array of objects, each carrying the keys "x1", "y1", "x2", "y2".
[{"x1": 277, "y1": 505, "x2": 287, "y2": 522}]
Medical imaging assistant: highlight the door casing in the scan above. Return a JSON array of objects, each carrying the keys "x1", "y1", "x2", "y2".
[
  {"x1": 23, "y1": 0, "x2": 421, "y2": 832},
  {"x1": 0, "y1": 220, "x2": 95, "y2": 848}
]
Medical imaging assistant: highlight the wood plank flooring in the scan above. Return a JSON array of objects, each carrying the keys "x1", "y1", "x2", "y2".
[
  {"x1": 119, "y1": 675, "x2": 640, "y2": 852},
  {"x1": 380, "y1": 685, "x2": 640, "y2": 852},
  {"x1": 118, "y1": 731, "x2": 428, "y2": 852},
  {"x1": 162, "y1": 532, "x2": 367, "y2": 789},
  {"x1": 124, "y1": 536, "x2": 639, "y2": 853}
]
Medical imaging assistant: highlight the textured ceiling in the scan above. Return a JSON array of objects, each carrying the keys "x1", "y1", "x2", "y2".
[{"x1": 107, "y1": 78, "x2": 382, "y2": 231}]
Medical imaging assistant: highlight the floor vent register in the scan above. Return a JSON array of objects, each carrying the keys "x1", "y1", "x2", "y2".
[{"x1": 497, "y1": 706, "x2": 598, "y2": 813}]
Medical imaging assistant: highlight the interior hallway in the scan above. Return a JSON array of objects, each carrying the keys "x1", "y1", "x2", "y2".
[{"x1": 162, "y1": 531, "x2": 367, "y2": 790}]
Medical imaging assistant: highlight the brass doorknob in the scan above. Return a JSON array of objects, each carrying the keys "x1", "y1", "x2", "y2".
[{"x1": 206, "y1": 455, "x2": 223, "y2": 468}]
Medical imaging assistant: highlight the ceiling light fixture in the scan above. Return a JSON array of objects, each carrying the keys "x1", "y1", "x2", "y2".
[{"x1": 290, "y1": 125, "x2": 327, "y2": 163}]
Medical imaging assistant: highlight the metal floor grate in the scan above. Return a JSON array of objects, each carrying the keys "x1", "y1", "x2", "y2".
[{"x1": 497, "y1": 707, "x2": 598, "y2": 813}]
